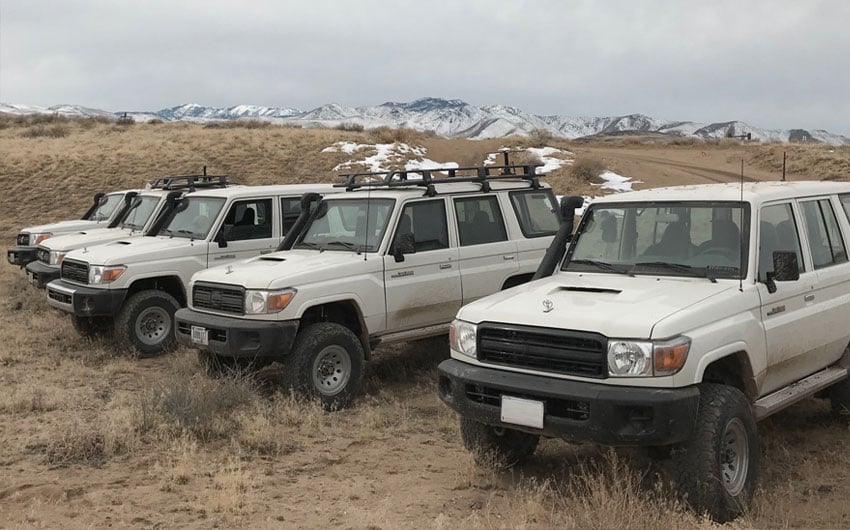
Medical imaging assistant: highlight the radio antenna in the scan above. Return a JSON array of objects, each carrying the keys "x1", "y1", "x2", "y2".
[
  {"x1": 739, "y1": 158, "x2": 744, "y2": 292},
  {"x1": 363, "y1": 174, "x2": 371, "y2": 261}
]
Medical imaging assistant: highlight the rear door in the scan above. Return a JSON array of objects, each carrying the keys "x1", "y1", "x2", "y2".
[
  {"x1": 208, "y1": 197, "x2": 277, "y2": 265},
  {"x1": 454, "y1": 194, "x2": 518, "y2": 304},
  {"x1": 383, "y1": 198, "x2": 461, "y2": 331}
]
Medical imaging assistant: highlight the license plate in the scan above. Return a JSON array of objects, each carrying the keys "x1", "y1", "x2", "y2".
[
  {"x1": 501, "y1": 395, "x2": 544, "y2": 429},
  {"x1": 191, "y1": 325, "x2": 209, "y2": 346},
  {"x1": 26, "y1": 270, "x2": 37, "y2": 285}
]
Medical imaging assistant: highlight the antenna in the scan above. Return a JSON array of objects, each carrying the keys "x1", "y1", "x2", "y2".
[
  {"x1": 739, "y1": 158, "x2": 744, "y2": 292},
  {"x1": 781, "y1": 151, "x2": 786, "y2": 181},
  {"x1": 363, "y1": 176, "x2": 371, "y2": 261}
]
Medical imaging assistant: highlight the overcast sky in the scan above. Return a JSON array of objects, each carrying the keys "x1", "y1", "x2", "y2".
[{"x1": 2, "y1": 0, "x2": 848, "y2": 134}]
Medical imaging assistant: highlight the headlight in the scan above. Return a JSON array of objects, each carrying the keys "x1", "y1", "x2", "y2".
[
  {"x1": 607, "y1": 336, "x2": 690, "y2": 377},
  {"x1": 31, "y1": 233, "x2": 51, "y2": 245},
  {"x1": 49, "y1": 250, "x2": 66, "y2": 266},
  {"x1": 450, "y1": 319, "x2": 477, "y2": 358},
  {"x1": 244, "y1": 289, "x2": 296, "y2": 315},
  {"x1": 89, "y1": 265, "x2": 126, "y2": 285}
]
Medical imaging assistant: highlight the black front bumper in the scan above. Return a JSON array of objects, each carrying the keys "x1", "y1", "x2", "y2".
[
  {"x1": 175, "y1": 307, "x2": 300, "y2": 358},
  {"x1": 7, "y1": 246, "x2": 37, "y2": 267},
  {"x1": 24, "y1": 260, "x2": 60, "y2": 289},
  {"x1": 438, "y1": 359, "x2": 700, "y2": 446},
  {"x1": 45, "y1": 279, "x2": 128, "y2": 317}
]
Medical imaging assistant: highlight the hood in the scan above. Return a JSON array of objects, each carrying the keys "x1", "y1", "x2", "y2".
[
  {"x1": 62, "y1": 235, "x2": 202, "y2": 266},
  {"x1": 195, "y1": 249, "x2": 380, "y2": 290},
  {"x1": 20, "y1": 219, "x2": 105, "y2": 236},
  {"x1": 40, "y1": 228, "x2": 136, "y2": 252},
  {"x1": 458, "y1": 272, "x2": 736, "y2": 339}
]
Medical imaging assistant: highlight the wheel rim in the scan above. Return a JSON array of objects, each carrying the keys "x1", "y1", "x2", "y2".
[
  {"x1": 311, "y1": 345, "x2": 351, "y2": 396},
  {"x1": 135, "y1": 306, "x2": 171, "y2": 346},
  {"x1": 721, "y1": 417, "x2": 749, "y2": 496}
]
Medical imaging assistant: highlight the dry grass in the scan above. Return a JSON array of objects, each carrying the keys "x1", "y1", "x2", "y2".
[
  {"x1": 570, "y1": 155, "x2": 607, "y2": 182},
  {"x1": 2, "y1": 121, "x2": 850, "y2": 527}
]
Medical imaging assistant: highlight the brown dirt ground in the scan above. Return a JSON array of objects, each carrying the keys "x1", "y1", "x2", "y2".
[{"x1": 1, "y1": 120, "x2": 849, "y2": 529}]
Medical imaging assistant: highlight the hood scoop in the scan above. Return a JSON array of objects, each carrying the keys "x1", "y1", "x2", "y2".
[
  {"x1": 114, "y1": 240, "x2": 133, "y2": 245},
  {"x1": 556, "y1": 286, "x2": 622, "y2": 295},
  {"x1": 259, "y1": 256, "x2": 287, "y2": 262}
]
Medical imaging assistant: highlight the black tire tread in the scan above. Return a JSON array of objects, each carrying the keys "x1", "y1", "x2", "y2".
[{"x1": 291, "y1": 322, "x2": 365, "y2": 410}]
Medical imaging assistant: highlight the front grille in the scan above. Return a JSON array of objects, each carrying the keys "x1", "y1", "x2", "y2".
[
  {"x1": 48, "y1": 288, "x2": 71, "y2": 305},
  {"x1": 465, "y1": 384, "x2": 590, "y2": 421},
  {"x1": 193, "y1": 282, "x2": 244, "y2": 315},
  {"x1": 477, "y1": 323, "x2": 607, "y2": 378},
  {"x1": 37, "y1": 247, "x2": 50, "y2": 264},
  {"x1": 17, "y1": 233, "x2": 29, "y2": 246},
  {"x1": 61, "y1": 259, "x2": 89, "y2": 284}
]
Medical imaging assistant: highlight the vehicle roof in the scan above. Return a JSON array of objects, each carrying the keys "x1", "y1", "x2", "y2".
[
  {"x1": 187, "y1": 183, "x2": 339, "y2": 199},
  {"x1": 591, "y1": 180, "x2": 850, "y2": 206},
  {"x1": 324, "y1": 180, "x2": 551, "y2": 200}
]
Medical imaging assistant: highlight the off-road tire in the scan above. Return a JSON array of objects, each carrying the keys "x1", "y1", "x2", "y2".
[
  {"x1": 72, "y1": 315, "x2": 113, "y2": 337},
  {"x1": 113, "y1": 290, "x2": 180, "y2": 357},
  {"x1": 460, "y1": 418, "x2": 539, "y2": 468},
  {"x1": 829, "y1": 378, "x2": 850, "y2": 421},
  {"x1": 291, "y1": 322, "x2": 365, "y2": 410},
  {"x1": 198, "y1": 351, "x2": 268, "y2": 378},
  {"x1": 672, "y1": 384, "x2": 759, "y2": 522}
]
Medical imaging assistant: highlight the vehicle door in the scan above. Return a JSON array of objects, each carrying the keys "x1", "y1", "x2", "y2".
[
  {"x1": 208, "y1": 198, "x2": 277, "y2": 266},
  {"x1": 454, "y1": 194, "x2": 518, "y2": 304},
  {"x1": 508, "y1": 189, "x2": 560, "y2": 275},
  {"x1": 383, "y1": 198, "x2": 461, "y2": 331},
  {"x1": 757, "y1": 201, "x2": 820, "y2": 394}
]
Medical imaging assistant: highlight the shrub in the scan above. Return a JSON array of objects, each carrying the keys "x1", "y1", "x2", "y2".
[
  {"x1": 21, "y1": 124, "x2": 70, "y2": 138},
  {"x1": 335, "y1": 122, "x2": 364, "y2": 132},
  {"x1": 529, "y1": 128, "x2": 554, "y2": 147},
  {"x1": 571, "y1": 155, "x2": 606, "y2": 182},
  {"x1": 367, "y1": 126, "x2": 420, "y2": 144}
]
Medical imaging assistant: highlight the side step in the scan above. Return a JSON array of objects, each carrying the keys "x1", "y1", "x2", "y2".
[
  {"x1": 754, "y1": 367, "x2": 848, "y2": 420},
  {"x1": 373, "y1": 323, "x2": 450, "y2": 346}
]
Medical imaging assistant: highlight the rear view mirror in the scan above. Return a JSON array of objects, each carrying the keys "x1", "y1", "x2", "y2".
[
  {"x1": 765, "y1": 250, "x2": 799, "y2": 293},
  {"x1": 393, "y1": 233, "x2": 416, "y2": 262},
  {"x1": 215, "y1": 230, "x2": 228, "y2": 248}
]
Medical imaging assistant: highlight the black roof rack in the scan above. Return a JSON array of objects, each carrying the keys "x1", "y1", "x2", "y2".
[
  {"x1": 335, "y1": 161, "x2": 544, "y2": 197},
  {"x1": 149, "y1": 167, "x2": 229, "y2": 192}
]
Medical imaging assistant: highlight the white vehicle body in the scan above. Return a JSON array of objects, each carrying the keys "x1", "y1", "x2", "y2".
[
  {"x1": 437, "y1": 180, "x2": 850, "y2": 521},
  {"x1": 45, "y1": 183, "x2": 338, "y2": 355}
]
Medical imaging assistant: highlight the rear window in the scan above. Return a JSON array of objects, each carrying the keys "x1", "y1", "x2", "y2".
[{"x1": 509, "y1": 190, "x2": 560, "y2": 237}]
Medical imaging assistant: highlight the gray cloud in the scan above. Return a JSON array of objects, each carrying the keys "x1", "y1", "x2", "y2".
[{"x1": 2, "y1": 0, "x2": 848, "y2": 134}]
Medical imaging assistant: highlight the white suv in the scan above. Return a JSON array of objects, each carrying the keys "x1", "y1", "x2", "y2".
[
  {"x1": 175, "y1": 163, "x2": 564, "y2": 409},
  {"x1": 438, "y1": 181, "x2": 850, "y2": 521},
  {"x1": 45, "y1": 183, "x2": 337, "y2": 355},
  {"x1": 7, "y1": 190, "x2": 132, "y2": 267},
  {"x1": 25, "y1": 175, "x2": 231, "y2": 288}
]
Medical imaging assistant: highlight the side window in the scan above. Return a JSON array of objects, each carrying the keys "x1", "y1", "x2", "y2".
[
  {"x1": 281, "y1": 197, "x2": 301, "y2": 235},
  {"x1": 841, "y1": 194, "x2": 850, "y2": 222},
  {"x1": 509, "y1": 190, "x2": 560, "y2": 237},
  {"x1": 759, "y1": 203, "x2": 804, "y2": 281},
  {"x1": 219, "y1": 198, "x2": 273, "y2": 242},
  {"x1": 454, "y1": 196, "x2": 508, "y2": 246},
  {"x1": 801, "y1": 200, "x2": 848, "y2": 269},
  {"x1": 393, "y1": 200, "x2": 449, "y2": 252}
]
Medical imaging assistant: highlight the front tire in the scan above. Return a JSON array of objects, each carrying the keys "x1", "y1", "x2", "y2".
[
  {"x1": 672, "y1": 384, "x2": 759, "y2": 522},
  {"x1": 114, "y1": 290, "x2": 180, "y2": 357},
  {"x1": 291, "y1": 322, "x2": 365, "y2": 410},
  {"x1": 460, "y1": 418, "x2": 539, "y2": 468}
]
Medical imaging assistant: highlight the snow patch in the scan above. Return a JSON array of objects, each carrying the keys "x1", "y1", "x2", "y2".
[
  {"x1": 484, "y1": 146, "x2": 573, "y2": 174},
  {"x1": 596, "y1": 170, "x2": 640, "y2": 192},
  {"x1": 323, "y1": 141, "x2": 458, "y2": 174}
]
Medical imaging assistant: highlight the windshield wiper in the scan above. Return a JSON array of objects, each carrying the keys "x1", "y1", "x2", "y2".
[
  {"x1": 295, "y1": 241, "x2": 320, "y2": 249},
  {"x1": 630, "y1": 261, "x2": 718, "y2": 283},
  {"x1": 174, "y1": 229, "x2": 199, "y2": 240},
  {"x1": 568, "y1": 259, "x2": 632, "y2": 276},
  {"x1": 324, "y1": 240, "x2": 361, "y2": 252}
]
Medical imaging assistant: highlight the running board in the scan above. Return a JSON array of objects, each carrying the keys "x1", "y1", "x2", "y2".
[
  {"x1": 373, "y1": 323, "x2": 450, "y2": 346},
  {"x1": 754, "y1": 367, "x2": 848, "y2": 420}
]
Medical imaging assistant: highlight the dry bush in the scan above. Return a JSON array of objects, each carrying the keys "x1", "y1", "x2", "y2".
[
  {"x1": 335, "y1": 122, "x2": 365, "y2": 132},
  {"x1": 668, "y1": 136, "x2": 699, "y2": 146},
  {"x1": 528, "y1": 128, "x2": 553, "y2": 148},
  {"x1": 570, "y1": 155, "x2": 606, "y2": 182},
  {"x1": 21, "y1": 124, "x2": 70, "y2": 138},
  {"x1": 231, "y1": 397, "x2": 308, "y2": 457},
  {"x1": 208, "y1": 459, "x2": 256, "y2": 515},
  {"x1": 368, "y1": 125, "x2": 422, "y2": 145},
  {"x1": 204, "y1": 119, "x2": 270, "y2": 129},
  {"x1": 0, "y1": 386, "x2": 56, "y2": 414},
  {"x1": 44, "y1": 407, "x2": 139, "y2": 467},
  {"x1": 147, "y1": 118, "x2": 164, "y2": 125}
]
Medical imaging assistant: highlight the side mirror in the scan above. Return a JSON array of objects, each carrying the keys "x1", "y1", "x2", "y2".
[
  {"x1": 393, "y1": 233, "x2": 415, "y2": 262},
  {"x1": 215, "y1": 230, "x2": 228, "y2": 248},
  {"x1": 765, "y1": 250, "x2": 799, "y2": 293}
]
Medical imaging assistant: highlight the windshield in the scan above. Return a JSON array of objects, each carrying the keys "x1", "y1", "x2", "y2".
[
  {"x1": 120, "y1": 196, "x2": 160, "y2": 231},
  {"x1": 89, "y1": 193, "x2": 124, "y2": 221},
  {"x1": 296, "y1": 198, "x2": 394, "y2": 252},
  {"x1": 159, "y1": 197, "x2": 225, "y2": 239},
  {"x1": 563, "y1": 201, "x2": 749, "y2": 280}
]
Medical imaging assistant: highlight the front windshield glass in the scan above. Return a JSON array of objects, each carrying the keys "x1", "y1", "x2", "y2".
[
  {"x1": 120, "y1": 196, "x2": 160, "y2": 231},
  {"x1": 296, "y1": 198, "x2": 394, "y2": 252},
  {"x1": 159, "y1": 197, "x2": 225, "y2": 239},
  {"x1": 89, "y1": 193, "x2": 124, "y2": 221},
  {"x1": 563, "y1": 201, "x2": 749, "y2": 279}
]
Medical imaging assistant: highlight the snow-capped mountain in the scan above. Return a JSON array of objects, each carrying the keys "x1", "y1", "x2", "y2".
[{"x1": 1, "y1": 98, "x2": 847, "y2": 145}]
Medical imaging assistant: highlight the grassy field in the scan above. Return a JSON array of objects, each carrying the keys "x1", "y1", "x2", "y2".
[{"x1": 1, "y1": 117, "x2": 849, "y2": 528}]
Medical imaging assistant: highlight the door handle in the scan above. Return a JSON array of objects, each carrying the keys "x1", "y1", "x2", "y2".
[
  {"x1": 439, "y1": 263, "x2": 452, "y2": 270},
  {"x1": 503, "y1": 255, "x2": 516, "y2": 260},
  {"x1": 804, "y1": 294, "x2": 815, "y2": 302}
]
